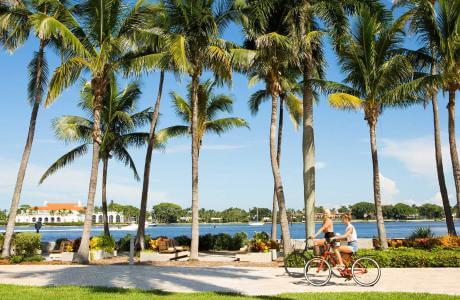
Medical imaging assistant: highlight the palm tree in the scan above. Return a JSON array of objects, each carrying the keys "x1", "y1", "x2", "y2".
[
  {"x1": 239, "y1": 0, "x2": 303, "y2": 242},
  {"x1": 39, "y1": 80, "x2": 157, "y2": 237},
  {"x1": 159, "y1": 79, "x2": 248, "y2": 245},
  {"x1": 127, "y1": 7, "x2": 189, "y2": 250},
  {"x1": 249, "y1": 75, "x2": 302, "y2": 241},
  {"x1": 283, "y1": 0, "x2": 386, "y2": 240},
  {"x1": 319, "y1": 7, "x2": 425, "y2": 249},
  {"x1": 159, "y1": 0, "x2": 239, "y2": 260},
  {"x1": 233, "y1": 14, "x2": 297, "y2": 252},
  {"x1": 395, "y1": 0, "x2": 458, "y2": 233},
  {"x1": 0, "y1": 0, "x2": 76, "y2": 257},
  {"x1": 32, "y1": 0, "x2": 157, "y2": 263}
]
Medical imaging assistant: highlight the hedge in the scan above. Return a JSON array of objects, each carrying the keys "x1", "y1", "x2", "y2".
[
  {"x1": 285, "y1": 248, "x2": 460, "y2": 268},
  {"x1": 357, "y1": 248, "x2": 460, "y2": 268}
]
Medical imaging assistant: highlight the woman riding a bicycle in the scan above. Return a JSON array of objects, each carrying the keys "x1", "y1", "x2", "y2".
[
  {"x1": 309, "y1": 208, "x2": 334, "y2": 251},
  {"x1": 332, "y1": 214, "x2": 358, "y2": 269}
]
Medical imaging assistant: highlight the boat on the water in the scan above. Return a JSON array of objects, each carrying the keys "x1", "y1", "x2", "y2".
[
  {"x1": 248, "y1": 208, "x2": 264, "y2": 226},
  {"x1": 111, "y1": 222, "x2": 152, "y2": 231}
]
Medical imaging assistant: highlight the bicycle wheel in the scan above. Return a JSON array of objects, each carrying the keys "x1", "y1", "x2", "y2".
[
  {"x1": 304, "y1": 257, "x2": 332, "y2": 286},
  {"x1": 352, "y1": 257, "x2": 381, "y2": 286},
  {"x1": 284, "y1": 251, "x2": 308, "y2": 277}
]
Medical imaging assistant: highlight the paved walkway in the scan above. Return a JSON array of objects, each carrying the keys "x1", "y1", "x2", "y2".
[{"x1": 0, "y1": 265, "x2": 458, "y2": 295}]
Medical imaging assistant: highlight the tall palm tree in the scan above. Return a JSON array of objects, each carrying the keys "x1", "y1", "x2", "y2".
[
  {"x1": 127, "y1": 7, "x2": 189, "y2": 250},
  {"x1": 318, "y1": 7, "x2": 425, "y2": 249},
  {"x1": 233, "y1": 22, "x2": 297, "y2": 253},
  {"x1": 284, "y1": 0, "x2": 385, "y2": 240},
  {"x1": 159, "y1": 0, "x2": 239, "y2": 260},
  {"x1": 249, "y1": 75, "x2": 302, "y2": 241},
  {"x1": 239, "y1": 0, "x2": 303, "y2": 242},
  {"x1": 32, "y1": 0, "x2": 157, "y2": 263},
  {"x1": 395, "y1": 0, "x2": 458, "y2": 233},
  {"x1": 0, "y1": 0, "x2": 75, "y2": 257},
  {"x1": 39, "y1": 80, "x2": 157, "y2": 237}
]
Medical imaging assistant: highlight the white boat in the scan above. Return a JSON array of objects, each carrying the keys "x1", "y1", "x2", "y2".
[
  {"x1": 111, "y1": 222, "x2": 150, "y2": 231},
  {"x1": 249, "y1": 222, "x2": 264, "y2": 226},
  {"x1": 248, "y1": 208, "x2": 264, "y2": 226},
  {"x1": 147, "y1": 222, "x2": 157, "y2": 227}
]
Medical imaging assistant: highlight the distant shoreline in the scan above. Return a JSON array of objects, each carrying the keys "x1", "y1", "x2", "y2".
[{"x1": 1, "y1": 218, "x2": 457, "y2": 227}]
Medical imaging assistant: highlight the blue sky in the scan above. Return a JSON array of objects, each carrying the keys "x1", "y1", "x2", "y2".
[{"x1": 0, "y1": 2, "x2": 458, "y2": 211}]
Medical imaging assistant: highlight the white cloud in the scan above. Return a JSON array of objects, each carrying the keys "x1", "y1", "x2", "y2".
[
  {"x1": 381, "y1": 135, "x2": 450, "y2": 177},
  {"x1": 379, "y1": 173, "x2": 399, "y2": 204},
  {"x1": 316, "y1": 161, "x2": 326, "y2": 170}
]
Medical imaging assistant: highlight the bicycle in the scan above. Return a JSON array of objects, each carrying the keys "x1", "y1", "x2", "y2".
[
  {"x1": 303, "y1": 239, "x2": 381, "y2": 287},
  {"x1": 284, "y1": 239, "x2": 342, "y2": 278}
]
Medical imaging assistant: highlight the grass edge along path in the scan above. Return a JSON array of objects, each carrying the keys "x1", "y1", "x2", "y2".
[{"x1": 0, "y1": 285, "x2": 458, "y2": 300}]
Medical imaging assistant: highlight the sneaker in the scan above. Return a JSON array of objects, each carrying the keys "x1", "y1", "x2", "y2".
[{"x1": 335, "y1": 264, "x2": 345, "y2": 270}]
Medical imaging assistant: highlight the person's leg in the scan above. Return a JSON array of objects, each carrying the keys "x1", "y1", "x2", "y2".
[{"x1": 335, "y1": 246, "x2": 352, "y2": 267}]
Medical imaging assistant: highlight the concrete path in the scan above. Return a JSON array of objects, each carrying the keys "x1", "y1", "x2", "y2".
[{"x1": 0, "y1": 265, "x2": 458, "y2": 295}]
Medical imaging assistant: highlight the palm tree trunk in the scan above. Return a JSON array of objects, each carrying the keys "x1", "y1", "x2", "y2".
[
  {"x1": 190, "y1": 73, "x2": 200, "y2": 260},
  {"x1": 74, "y1": 78, "x2": 105, "y2": 264},
  {"x1": 271, "y1": 95, "x2": 284, "y2": 241},
  {"x1": 447, "y1": 88, "x2": 460, "y2": 225},
  {"x1": 302, "y1": 61, "x2": 316, "y2": 239},
  {"x1": 1, "y1": 41, "x2": 46, "y2": 258},
  {"x1": 270, "y1": 92, "x2": 292, "y2": 254},
  {"x1": 368, "y1": 120, "x2": 388, "y2": 249},
  {"x1": 432, "y1": 91, "x2": 457, "y2": 234},
  {"x1": 136, "y1": 70, "x2": 165, "y2": 250},
  {"x1": 101, "y1": 157, "x2": 110, "y2": 236}
]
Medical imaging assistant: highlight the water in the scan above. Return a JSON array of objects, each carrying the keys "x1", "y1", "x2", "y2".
[{"x1": 1, "y1": 220, "x2": 459, "y2": 242}]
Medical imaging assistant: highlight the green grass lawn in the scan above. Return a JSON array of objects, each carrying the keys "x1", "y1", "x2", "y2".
[{"x1": 0, "y1": 285, "x2": 458, "y2": 300}]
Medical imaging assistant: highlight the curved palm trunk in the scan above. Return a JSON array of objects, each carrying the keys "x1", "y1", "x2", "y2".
[
  {"x1": 190, "y1": 73, "x2": 200, "y2": 260},
  {"x1": 448, "y1": 89, "x2": 460, "y2": 222},
  {"x1": 101, "y1": 157, "x2": 110, "y2": 236},
  {"x1": 136, "y1": 71, "x2": 165, "y2": 250},
  {"x1": 2, "y1": 42, "x2": 46, "y2": 258},
  {"x1": 270, "y1": 92, "x2": 292, "y2": 254},
  {"x1": 432, "y1": 92, "x2": 457, "y2": 234},
  {"x1": 271, "y1": 95, "x2": 284, "y2": 241},
  {"x1": 74, "y1": 78, "x2": 105, "y2": 264},
  {"x1": 302, "y1": 63, "x2": 315, "y2": 239},
  {"x1": 368, "y1": 120, "x2": 388, "y2": 249}
]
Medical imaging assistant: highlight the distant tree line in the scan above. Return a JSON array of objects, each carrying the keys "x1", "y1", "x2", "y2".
[{"x1": 151, "y1": 202, "x2": 458, "y2": 224}]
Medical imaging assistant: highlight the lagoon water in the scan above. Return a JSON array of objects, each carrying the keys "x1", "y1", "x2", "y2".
[{"x1": 2, "y1": 220, "x2": 460, "y2": 242}]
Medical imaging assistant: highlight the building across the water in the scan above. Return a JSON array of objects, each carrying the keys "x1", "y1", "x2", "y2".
[{"x1": 15, "y1": 201, "x2": 124, "y2": 224}]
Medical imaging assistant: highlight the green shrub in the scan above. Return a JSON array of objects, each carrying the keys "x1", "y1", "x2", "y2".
[
  {"x1": 284, "y1": 248, "x2": 460, "y2": 268},
  {"x1": 252, "y1": 232, "x2": 270, "y2": 243},
  {"x1": 0, "y1": 233, "x2": 4, "y2": 250},
  {"x1": 9, "y1": 255, "x2": 23, "y2": 264},
  {"x1": 409, "y1": 227, "x2": 434, "y2": 239},
  {"x1": 199, "y1": 234, "x2": 216, "y2": 251},
  {"x1": 13, "y1": 232, "x2": 41, "y2": 257},
  {"x1": 232, "y1": 232, "x2": 248, "y2": 250},
  {"x1": 117, "y1": 235, "x2": 133, "y2": 252},
  {"x1": 89, "y1": 235, "x2": 115, "y2": 252},
  {"x1": 213, "y1": 233, "x2": 233, "y2": 250},
  {"x1": 174, "y1": 235, "x2": 191, "y2": 247},
  {"x1": 22, "y1": 255, "x2": 43, "y2": 262},
  {"x1": 356, "y1": 248, "x2": 460, "y2": 268}
]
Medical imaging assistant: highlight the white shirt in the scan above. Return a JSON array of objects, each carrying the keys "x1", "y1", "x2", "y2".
[{"x1": 347, "y1": 224, "x2": 357, "y2": 242}]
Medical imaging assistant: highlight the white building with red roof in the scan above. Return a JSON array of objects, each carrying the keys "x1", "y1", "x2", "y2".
[{"x1": 15, "y1": 201, "x2": 124, "y2": 224}]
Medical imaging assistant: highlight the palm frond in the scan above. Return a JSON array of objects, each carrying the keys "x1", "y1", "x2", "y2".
[
  {"x1": 328, "y1": 93, "x2": 364, "y2": 111},
  {"x1": 205, "y1": 117, "x2": 249, "y2": 136},
  {"x1": 39, "y1": 143, "x2": 89, "y2": 184}
]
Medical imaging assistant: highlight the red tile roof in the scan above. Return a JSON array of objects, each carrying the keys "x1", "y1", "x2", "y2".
[{"x1": 33, "y1": 203, "x2": 83, "y2": 211}]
